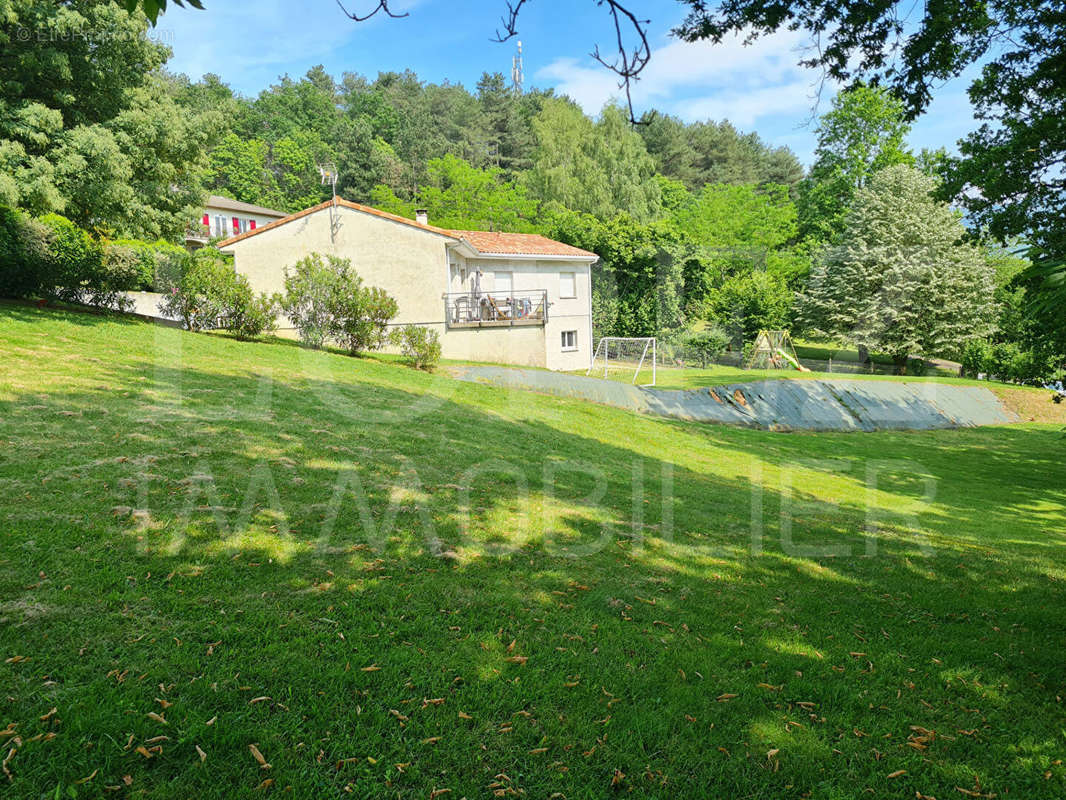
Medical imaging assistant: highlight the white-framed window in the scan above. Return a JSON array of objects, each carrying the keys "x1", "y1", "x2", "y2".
[
  {"x1": 494, "y1": 271, "x2": 513, "y2": 297},
  {"x1": 561, "y1": 330, "x2": 578, "y2": 351},
  {"x1": 212, "y1": 215, "x2": 227, "y2": 238},
  {"x1": 239, "y1": 218, "x2": 251, "y2": 233},
  {"x1": 559, "y1": 271, "x2": 576, "y2": 299}
]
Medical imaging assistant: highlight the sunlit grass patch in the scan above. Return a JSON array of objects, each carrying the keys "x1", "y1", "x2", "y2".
[{"x1": 1, "y1": 302, "x2": 1065, "y2": 799}]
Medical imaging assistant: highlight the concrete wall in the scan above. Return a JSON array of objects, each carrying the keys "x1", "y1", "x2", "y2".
[{"x1": 440, "y1": 326, "x2": 547, "y2": 368}]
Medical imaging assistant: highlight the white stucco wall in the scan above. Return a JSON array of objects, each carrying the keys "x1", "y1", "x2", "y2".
[
  {"x1": 203, "y1": 204, "x2": 286, "y2": 238},
  {"x1": 223, "y1": 206, "x2": 595, "y2": 371},
  {"x1": 463, "y1": 258, "x2": 593, "y2": 372}
]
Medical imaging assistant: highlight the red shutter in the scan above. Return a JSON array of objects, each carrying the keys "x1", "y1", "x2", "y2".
[
  {"x1": 232, "y1": 216, "x2": 239, "y2": 232},
  {"x1": 202, "y1": 213, "x2": 209, "y2": 227},
  {"x1": 250, "y1": 220, "x2": 256, "y2": 230}
]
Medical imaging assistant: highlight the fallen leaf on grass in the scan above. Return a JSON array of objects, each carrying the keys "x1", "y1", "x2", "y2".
[
  {"x1": 458, "y1": 712, "x2": 472, "y2": 720},
  {"x1": 135, "y1": 746, "x2": 152, "y2": 759},
  {"x1": 887, "y1": 770, "x2": 907, "y2": 779},
  {"x1": 504, "y1": 656, "x2": 528, "y2": 665},
  {"x1": 361, "y1": 664, "x2": 380, "y2": 672},
  {"x1": 39, "y1": 707, "x2": 58, "y2": 721},
  {"x1": 205, "y1": 716, "x2": 217, "y2": 726},
  {"x1": 249, "y1": 697, "x2": 271, "y2": 705},
  {"x1": 196, "y1": 745, "x2": 207, "y2": 762},
  {"x1": 74, "y1": 768, "x2": 98, "y2": 784},
  {"x1": 146, "y1": 712, "x2": 167, "y2": 725},
  {"x1": 716, "y1": 693, "x2": 737, "y2": 702},
  {"x1": 429, "y1": 788, "x2": 451, "y2": 799},
  {"x1": 257, "y1": 778, "x2": 274, "y2": 790},
  {"x1": 249, "y1": 743, "x2": 271, "y2": 770},
  {"x1": 422, "y1": 737, "x2": 441, "y2": 745}
]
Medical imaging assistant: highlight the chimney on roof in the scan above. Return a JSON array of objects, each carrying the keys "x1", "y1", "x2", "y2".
[{"x1": 415, "y1": 209, "x2": 429, "y2": 225}]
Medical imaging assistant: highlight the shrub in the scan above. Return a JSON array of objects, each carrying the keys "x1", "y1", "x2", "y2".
[
  {"x1": 106, "y1": 239, "x2": 188, "y2": 292},
  {"x1": 960, "y1": 339, "x2": 1058, "y2": 384},
  {"x1": 678, "y1": 327, "x2": 730, "y2": 367},
  {"x1": 0, "y1": 206, "x2": 52, "y2": 298},
  {"x1": 961, "y1": 339, "x2": 992, "y2": 378},
  {"x1": 391, "y1": 324, "x2": 442, "y2": 370},
  {"x1": 709, "y1": 271, "x2": 792, "y2": 345},
  {"x1": 159, "y1": 248, "x2": 276, "y2": 338},
  {"x1": 280, "y1": 253, "x2": 344, "y2": 349},
  {"x1": 906, "y1": 357, "x2": 930, "y2": 376},
  {"x1": 219, "y1": 282, "x2": 278, "y2": 340},
  {"x1": 39, "y1": 213, "x2": 131, "y2": 311},
  {"x1": 281, "y1": 253, "x2": 398, "y2": 353},
  {"x1": 331, "y1": 283, "x2": 399, "y2": 355}
]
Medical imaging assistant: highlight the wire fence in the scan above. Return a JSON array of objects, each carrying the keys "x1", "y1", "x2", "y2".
[{"x1": 597, "y1": 338, "x2": 952, "y2": 377}]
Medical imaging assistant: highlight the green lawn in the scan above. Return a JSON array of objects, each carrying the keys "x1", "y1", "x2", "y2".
[{"x1": 2, "y1": 302, "x2": 1065, "y2": 799}]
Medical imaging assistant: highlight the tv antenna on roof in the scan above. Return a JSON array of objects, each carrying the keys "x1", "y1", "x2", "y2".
[
  {"x1": 318, "y1": 163, "x2": 340, "y2": 242},
  {"x1": 511, "y1": 39, "x2": 524, "y2": 95}
]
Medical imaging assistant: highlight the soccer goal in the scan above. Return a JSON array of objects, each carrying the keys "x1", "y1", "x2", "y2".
[{"x1": 588, "y1": 337, "x2": 657, "y2": 386}]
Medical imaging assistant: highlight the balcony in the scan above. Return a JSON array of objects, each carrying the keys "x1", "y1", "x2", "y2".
[{"x1": 445, "y1": 290, "x2": 548, "y2": 329}]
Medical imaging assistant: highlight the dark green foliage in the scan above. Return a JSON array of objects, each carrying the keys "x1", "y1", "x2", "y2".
[
  {"x1": 963, "y1": 339, "x2": 1059, "y2": 385},
  {"x1": 38, "y1": 213, "x2": 131, "y2": 310},
  {"x1": 674, "y1": 327, "x2": 731, "y2": 367},
  {"x1": 159, "y1": 247, "x2": 275, "y2": 337},
  {"x1": 675, "y1": 0, "x2": 1066, "y2": 344},
  {"x1": 280, "y1": 253, "x2": 398, "y2": 354},
  {"x1": 797, "y1": 86, "x2": 913, "y2": 244},
  {"x1": 105, "y1": 238, "x2": 188, "y2": 292},
  {"x1": 542, "y1": 207, "x2": 685, "y2": 338},
  {"x1": 0, "y1": 206, "x2": 51, "y2": 298},
  {"x1": 281, "y1": 253, "x2": 341, "y2": 349},
  {"x1": 708, "y1": 271, "x2": 792, "y2": 344},
  {"x1": 390, "y1": 324, "x2": 442, "y2": 370},
  {"x1": 330, "y1": 282, "x2": 399, "y2": 355},
  {"x1": 638, "y1": 112, "x2": 804, "y2": 191},
  {"x1": 0, "y1": 3, "x2": 216, "y2": 239}
]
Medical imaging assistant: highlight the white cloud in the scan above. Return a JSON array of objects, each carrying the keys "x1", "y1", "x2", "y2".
[
  {"x1": 536, "y1": 27, "x2": 831, "y2": 127},
  {"x1": 162, "y1": 0, "x2": 424, "y2": 88}
]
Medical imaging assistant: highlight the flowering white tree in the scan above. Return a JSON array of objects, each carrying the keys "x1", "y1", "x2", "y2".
[{"x1": 800, "y1": 165, "x2": 997, "y2": 372}]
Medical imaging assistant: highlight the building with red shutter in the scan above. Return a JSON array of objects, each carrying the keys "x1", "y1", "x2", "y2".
[{"x1": 186, "y1": 195, "x2": 287, "y2": 250}]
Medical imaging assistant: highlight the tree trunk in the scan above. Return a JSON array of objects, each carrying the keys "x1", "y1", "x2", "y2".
[
  {"x1": 892, "y1": 354, "x2": 908, "y2": 375},
  {"x1": 857, "y1": 344, "x2": 870, "y2": 365}
]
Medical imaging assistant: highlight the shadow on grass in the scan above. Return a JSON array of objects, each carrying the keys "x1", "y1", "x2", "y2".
[{"x1": 1, "y1": 307, "x2": 1065, "y2": 798}]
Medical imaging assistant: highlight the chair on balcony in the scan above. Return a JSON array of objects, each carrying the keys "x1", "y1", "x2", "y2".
[{"x1": 487, "y1": 295, "x2": 511, "y2": 321}]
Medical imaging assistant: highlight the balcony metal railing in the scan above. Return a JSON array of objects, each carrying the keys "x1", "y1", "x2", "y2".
[{"x1": 445, "y1": 290, "x2": 548, "y2": 328}]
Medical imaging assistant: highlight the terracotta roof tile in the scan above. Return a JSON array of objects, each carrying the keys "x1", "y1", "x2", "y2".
[
  {"x1": 206, "y1": 195, "x2": 287, "y2": 218},
  {"x1": 447, "y1": 230, "x2": 597, "y2": 259},
  {"x1": 217, "y1": 198, "x2": 597, "y2": 260}
]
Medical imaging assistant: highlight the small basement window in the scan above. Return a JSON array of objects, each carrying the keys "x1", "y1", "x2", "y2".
[{"x1": 561, "y1": 330, "x2": 578, "y2": 351}]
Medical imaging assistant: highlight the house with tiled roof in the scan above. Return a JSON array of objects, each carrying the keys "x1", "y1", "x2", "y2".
[
  {"x1": 218, "y1": 198, "x2": 598, "y2": 371},
  {"x1": 187, "y1": 195, "x2": 288, "y2": 249}
]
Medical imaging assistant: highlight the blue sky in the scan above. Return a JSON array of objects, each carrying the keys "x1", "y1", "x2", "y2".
[{"x1": 160, "y1": 0, "x2": 978, "y2": 165}]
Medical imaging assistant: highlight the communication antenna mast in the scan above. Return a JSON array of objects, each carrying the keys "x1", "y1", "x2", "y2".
[
  {"x1": 318, "y1": 163, "x2": 340, "y2": 242},
  {"x1": 511, "y1": 40, "x2": 524, "y2": 95}
]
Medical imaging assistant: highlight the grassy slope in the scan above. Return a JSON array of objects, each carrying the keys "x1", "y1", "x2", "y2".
[{"x1": 1, "y1": 303, "x2": 1065, "y2": 799}]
